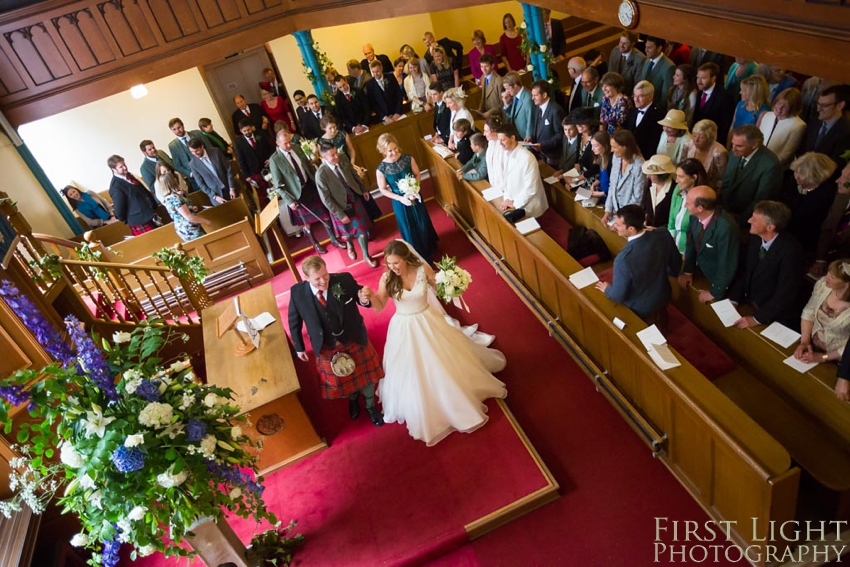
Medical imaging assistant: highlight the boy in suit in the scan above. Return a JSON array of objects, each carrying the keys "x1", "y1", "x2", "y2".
[
  {"x1": 452, "y1": 119, "x2": 474, "y2": 165},
  {"x1": 457, "y1": 133, "x2": 489, "y2": 182},
  {"x1": 430, "y1": 83, "x2": 451, "y2": 143},
  {"x1": 198, "y1": 118, "x2": 233, "y2": 158},
  {"x1": 288, "y1": 256, "x2": 384, "y2": 426},
  {"x1": 477, "y1": 54, "x2": 503, "y2": 118}
]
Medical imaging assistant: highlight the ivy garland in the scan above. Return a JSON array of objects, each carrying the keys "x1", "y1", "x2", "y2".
[{"x1": 152, "y1": 247, "x2": 209, "y2": 284}]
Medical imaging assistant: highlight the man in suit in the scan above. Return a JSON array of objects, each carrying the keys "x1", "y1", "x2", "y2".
[
  {"x1": 503, "y1": 72, "x2": 533, "y2": 141},
  {"x1": 187, "y1": 139, "x2": 237, "y2": 205},
  {"x1": 721, "y1": 125, "x2": 783, "y2": 227},
  {"x1": 541, "y1": 9, "x2": 567, "y2": 61},
  {"x1": 641, "y1": 37, "x2": 675, "y2": 113},
  {"x1": 580, "y1": 67, "x2": 604, "y2": 111},
  {"x1": 566, "y1": 57, "x2": 587, "y2": 113},
  {"x1": 559, "y1": 123, "x2": 580, "y2": 173},
  {"x1": 596, "y1": 205, "x2": 682, "y2": 319},
  {"x1": 234, "y1": 118, "x2": 273, "y2": 187},
  {"x1": 315, "y1": 142, "x2": 378, "y2": 267},
  {"x1": 623, "y1": 81, "x2": 664, "y2": 162},
  {"x1": 365, "y1": 60, "x2": 403, "y2": 123},
  {"x1": 346, "y1": 60, "x2": 372, "y2": 90},
  {"x1": 300, "y1": 94, "x2": 329, "y2": 140},
  {"x1": 167, "y1": 117, "x2": 214, "y2": 193},
  {"x1": 728, "y1": 201, "x2": 803, "y2": 329},
  {"x1": 422, "y1": 31, "x2": 464, "y2": 72},
  {"x1": 607, "y1": 31, "x2": 646, "y2": 95},
  {"x1": 231, "y1": 94, "x2": 266, "y2": 136},
  {"x1": 360, "y1": 43, "x2": 393, "y2": 75},
  {"x1": 430, "y1": 83, "x2": 452, "y2": 143},
  {"x1": 458, "y1": 133, "x2": 489, "y2": 182},
  {"x1": 288, "y1": 255, "x2": 384, "y2": 426},
  {"x1": 678, "y1": 185, "x2": 740, "y2": 303},
  {"x1": 529, "y1": 80, "x2": 565, "y2": 167},
  {"x1": 801, "y1": 84, "x2": 850, "y2": 169},
  {"x1": 107, "y1": 154, "x2": 158, "y2": 236},
  {"x1": 198, "y1": 118, "x2": 233, "y2": 158},
  {"x1": 333, "y1": 75, "x2": 371, "y2": 134},
  {"x1": 692, "y1": 62, "x2": 735, "y2": 145},
  {"x1": 138, "y1": 139, "x2": 173, "y2": 193},
  {"x1": 261, "y1": 67, "x2": 283, "y2": 98},
  {"x1": 477, "y1": 54, "x2": 503, "y2": 118},
  {"x1": 497, "y1": 123, "x2": 549, "y2": 219},
  {"x1": 292, "y1": 90, "x2": 310, "y2": 127},
  {"x1": 270, "y1": 129, "x2": 344, "y2": 254}
]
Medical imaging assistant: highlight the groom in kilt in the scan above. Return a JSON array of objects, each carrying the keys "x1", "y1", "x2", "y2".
[{"x1": 288, "y1": 255, "x2": 384, "y2": 426}]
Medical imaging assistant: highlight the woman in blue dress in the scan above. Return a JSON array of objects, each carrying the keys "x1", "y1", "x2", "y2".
[{"x1": 376, "y1": 134, "x2": 438, "y2": 260}]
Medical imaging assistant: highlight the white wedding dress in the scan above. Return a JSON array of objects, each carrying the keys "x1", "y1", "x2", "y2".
[{"x1": 378, "y1": 265, "x2": 508, "y2": 446}]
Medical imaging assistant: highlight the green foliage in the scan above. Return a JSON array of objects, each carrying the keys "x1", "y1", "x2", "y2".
[
  {"x1": 29, "y1": 254, "x2": 62, "y2": 283},
  {"x1": 247, "y1": 521, "x2": 305, "y2": 567},
  {"x1": 153, "y1": 247, "x2": 209, "y2": 283}
]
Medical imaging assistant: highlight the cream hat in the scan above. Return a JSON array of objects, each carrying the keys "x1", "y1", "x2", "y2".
[
  {"x1": 657, "y1": 109, "x2": 689, "y2": 131},
  {"x1": 642, "y1": 154, "x2": 677, "y2": 175}
]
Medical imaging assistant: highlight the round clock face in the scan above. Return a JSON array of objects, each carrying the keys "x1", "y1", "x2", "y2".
[{"x1": 618, "y1": 1, "x2": 636, "y2": 28}]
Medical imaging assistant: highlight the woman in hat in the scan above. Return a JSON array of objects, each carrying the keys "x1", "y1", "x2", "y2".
[
  {"x1": 640, "y1": 154, "x2": 677, "y2": 228},
  {"x1": 656, "y1": 109, "x2": 692, "y2": 165}
]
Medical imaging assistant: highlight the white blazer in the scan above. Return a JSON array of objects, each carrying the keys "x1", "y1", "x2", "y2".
[
  {"x1": 502, "y1": 146, "x2": 548, "y2": 218},
  {"x1": 759, "y1": 112, "x2": 806, "y2": 167},
  {"x1": 404, "y1": 73, "x2": 431, "y2": 111},
  {"x1": 486, "y1": 140, "x2": 506, "y2": 189}
]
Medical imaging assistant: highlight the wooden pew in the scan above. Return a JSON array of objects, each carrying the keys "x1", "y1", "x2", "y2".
[{"x1": 422, "y1": 140, "x2": 798, "y2": 559}]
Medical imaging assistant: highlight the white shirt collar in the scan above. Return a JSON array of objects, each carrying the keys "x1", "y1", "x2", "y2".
[
  {"x1": 309, "y1": 283, "x2": 326, "y2": 298},
  {"x1": 703, "y1": 84, "x2": 715, "y2": 97},
  {"x1": 145, "y1": 156, "x2": 157, "y2": 162},
  {"x1": 762, "y1": 233, "x2": 778, "y2": 250},
  {"x1": 627, "y1": 230, "x2": 645, "y2": 242},
  {"x1": 650, "y1": 55, "x2": 663, "y2": 65},
  {"x1": 539, "y1": 100, "x2": 550, "y2": 114}
]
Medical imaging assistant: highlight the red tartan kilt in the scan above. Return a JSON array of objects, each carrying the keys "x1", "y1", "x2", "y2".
[{"x1": 316, "y1": 341, "x2": 383, "y2": 399}]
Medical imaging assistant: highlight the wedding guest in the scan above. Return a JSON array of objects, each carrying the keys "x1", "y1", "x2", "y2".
[
  {"x1": 559, "y1": 121, "x2": 580, "y2": 173},
  {"x1": 656, "y1": 109, "x2": 692, "y2": 165},
  {"x1": 721, "y1": 124, "x2": 783, "y2": 227},
  {"x1": 795, "y1": 259, "x2": 850, "y2": 367},
  {"x1": 404, "y1": 58, "x2": 432, "y2": 113},
  {"x1": 602, "y1": 129, "x2": 646, "y2": 225},
  {"x1": 499, "y1": 13, "x2": 525, "y2": 73},
  {"x1": 500, "y1": 88, "x2": 514, "y2": 119},
  {"x1": 468, "y1": 30, "x2": 495, "y2": 82},
  {"x1": 757, "y1": 87, "x2": 807, "y2": 168},
  {"x1": 346, "y1": 60, "x2": 371, "y2": 90},
  {"x1": 430, "y1": 83, "x2": 451, "y2": 143},
  {"x1": 580, "y1": 67, "x2": 604, "y2": 110},
  {"x1": 376, "y1": 134, "x2": 439, "y2": 259},
  {"x1": 429, "y1": 46, "x2": 458, "y2": 91},
  {"x1": 168, "y1": 117, "x2": 213, "y2": 193},
  {"x1": 624, "y1": 80, "x2": 664, "y2": 163},
  {"x1": 108, "y1": 154, "x2": 158, "y2": 235},
  {"x1": 139, "y1": 139, "x2": 173, "y2": 192},
  {"x1": 781, "y1": 152, "x2": 838, "y2": 251},
  {"x1": 453, "y1": 119, "x2": 474, "y2": 165},
  {"x1": 400, "y1": 45, "x2": 430, "y2": 76},
  {"x1": 333, "y1": 75, "x2": 371, "y2": 135},
  {"x1": 641, "y1": 37, "x2": 675, "y2": 113},
  {"x1": 187, "y1": 139, "x2": 237, "y2": 206},
  {"x1": 62, "y1": 186, "x2": 116, "y2": 228},
  {"x1": 801, "y1": 84, "x2": 850, "y2": 169},
  {"x1": 760, "y1": 65, "x2": 798, "y2": 102},
  {"x1": 234, "y1": 117, "x2": 273, "y2": 188},
  {"x1": 484, "y1": 116, "x2": 506, "y2": 188},
  {"x1": 682, "y1": 119, "x2": 728, "y2": 190},
  {"x1": 801, "y1": 77, "x2": 837, "y2": 123},
  {"x1": 729, "y1": 75, "x2": 771, "y2": 142},
  {"x1": 667, "y1": 64, "x2": 698, "y2": 125},
  {"x1": 477, "y1": 55, "x2": 503, "y2": 118},
  {"x1": 198, "y1": 118, "x2": 232, "y2": 158},
  {"x1": 366, "y1": 60, "x2": 403, "y2": 123},
  {"x1": 678, "y1": 185, "x2": 739, "y2": 303},
  {"x1": 292, "y1": 90, "x2": 309, "y2": 124},
  {"x1": 319, "y1": 114, "x2": 357, "y2": 166},
  {"x1": 595, "y1": 204, "x2": 681, "y2": 320},
  {"x1": 607, "y1": 31, "x2": 645, "y2": 95},
  {"x1": 667, "y1": 158, "x2": 707, "y2": 254},
  {"x1": 152, "y1": 159, "x2": 188, "y2": 202},
  {"x1": 565, "y1": 107, "x2": 600, "y2": 183},
  {"x1": 158, "y1": 162, "x2": 211, "y2": 242},
  {"x1": 589, "y1": 130, "x2": 612, "y2": 200},
  {"x1": 231, "y1": 94, "x2": 265, "y2": 135},
  {"x1": 458, "y1": 133, "x2": 489, "y2": 182},
  {"x1": 361, "y1": 43, "x2": 393, "y2": 75},
  {"x1": 566, "y1": 57, "x2": 587, "y2": 113},
  {"x1": 529, "y1": 80, "x2": 565, "y2": 167},
  {"x1": 260, "y1": 86, "x2": 296, "y2": 135},
  {"x1": 444, "y1": 87, "x2": 474, "y2": 150},
  {"x1": 641, "y1": 154, "x2": 677, "y2": 228},
  {"x1": 504, "y1": 72, "x2": 533, "y2": 140},
  {"x1": 392, "y1": 57, "x2": 407, "y2": 93},
  {"x1": 727, "y1": 200, "x2": 802, "y2": 329},
  {"x1": 692, "y1": 62, "x2": 735, "y2": 145},
  {"x1": 724, "y1": 57, "x2": 759, "y2": 100},
  {"x1": 422, "y1": 31, "x2": 464, "y2": 73},
  {"x1": 497, "y1": 123, "x2": 549, "y2": 219},
  {"x1": 600, "y1": 72, "x2": 631, "y2": 135}
]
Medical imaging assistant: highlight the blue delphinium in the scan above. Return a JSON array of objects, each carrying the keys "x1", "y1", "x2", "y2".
[
  {"x1": 0, "y1": 383, "x2": 30, "y2": 407},
  {"x1": 65, "y1": 315, "x2": 118, "y2": 401},
  {"x1": 111, "y1": 446, "x2": 145, "y2": 473},
  {"x1": 0, "y1": 280, "x2": 74, "y2": 367},
  {"x1": 186, "y1": 419, "x2": 207, "y2": 442},
  {"x1": 101, "y1": 528, "x2": 122, "y2": 567},
  {"x1": 134, "y1": 379, "x2": 160, "y2": 402}
]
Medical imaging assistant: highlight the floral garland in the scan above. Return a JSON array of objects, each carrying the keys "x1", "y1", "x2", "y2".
[
  {"x1": 518, "y1": 20, "x2": 556, "y2": 72},
  {"x1": 153, "y1": 247, "x2": 209, "y2": 283},
  {"x1": 301, "y1": 40, "x2": 334, "y2": 86}
]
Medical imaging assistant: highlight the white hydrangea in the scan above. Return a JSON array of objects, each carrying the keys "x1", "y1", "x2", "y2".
[
  {"x1": 116, "y1": 519, "x2": 132, "y2": 541},
  {"x1": 127, "y1": 505, "x2": 147, "y2": 521},
  {"x1": 230, "y1": 426, "x2": 242, "y2": 441},
  {"x1": 203, "y1": 393, "x2": 220, "y2": 408},
  {"x1": 138, "y1": 402, "x2": 173, "y2": 429},
  {"x1": 179, "y1": 393, "x2": 195, "y2": 411},
  {"x1": 229, "y1": 487, "x2": 242, "y2": 499},
  {"x1": 199, "y1": 434, "x2": 217, "y2": 456},
  {"x1": 156, "y1": 467, "x2": 188, "y2": 489},
  {"x1": 124, "y1": 433, "x2": 144, "y2": 447},
  {"x1": 112, "y1": 331, "x2": 132, "y2": 344},
  {"x1": 124, "y1": 369, "x2": 144, "y2": 394},
  {"x1": 60, "y1": 443, "x2": 84, "y2": 468},
  {"x1": 70, "y1": 533, "x2": 90, "y2": 547},
  {"x1": 138, "y1": 544, "x2": 156, "y2": 557}
]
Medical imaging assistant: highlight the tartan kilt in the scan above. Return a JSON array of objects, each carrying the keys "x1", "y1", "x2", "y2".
[
  {"x1": 130, "y1": 222, "x2": 156, "y2": 236},
  {"x1": 316, "y1": 341, "x2": 383, "y2": 399},
  {"x1": 287, "y1": 183, "x2": 331, "y2": 226},
  {"x1": 331, "y1": 193, "x2": 371, "y2": 240}
]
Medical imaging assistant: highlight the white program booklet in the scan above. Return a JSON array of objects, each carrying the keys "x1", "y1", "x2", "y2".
[
  {"x1": 568, "y1": 267, "x2": 599, "y2": 289},
  {"x1": 636, "y1": 324, "x2": 667, "y2": 351},
  {"x1": 575, "y1": 187, "x2": 593, "y2": 201},
  {"x1": 648, "y1": 343, "x2": 681, "y2": 370},
  {"x1": 432, "y1": 144, "x2": 455, "y2": 159},
  {"x1": 482, "y1": 187, "x2": 503, "y2": 201},
  {"x1": 760, "y1": 322, "x2": 801, "y2": 348},
  {"x1": 783, "y1": 355, "x2": 818, "y2": 373},
  {"x1": 236, "y1": 312, "x2": 276, "y2": 333},
  {"x1": 710, "y1": 299, "x2": 742, "y2": 328},
  {"x1": 515, "y1": 217, "x2": 541, "y2": 235},
  {"x1": 543, "y1": 176, "x2": 560, "y2": 184},
  {"x1": 563, "y1": 169, "x2": 580, "y2": 178}
]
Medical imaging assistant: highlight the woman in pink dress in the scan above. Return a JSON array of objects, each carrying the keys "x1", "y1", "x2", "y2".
[
  {"x1": 260, "y1": 87, "x2": 296, "y2": 134},
  {"x1": 499, "y1": 13, "x2": 525, "y2": 73},
  {"x1": 468, "y1": 30, "x2": 496, "y2": 83}
]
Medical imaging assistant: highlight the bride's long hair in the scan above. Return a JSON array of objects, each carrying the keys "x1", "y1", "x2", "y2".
[{"x1": 383, "y1": 240, "x2": 423, "y2": 300}]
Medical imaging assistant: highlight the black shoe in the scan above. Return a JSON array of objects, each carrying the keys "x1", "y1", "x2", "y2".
[
  {"x1": 348, "y1": 396, "x2": 361, "y2": 420},
  {"x1": 331, "y1": 239, "x2": 348, "y2": 250},
  {"x1": 366, "y1": 406, "x2": 384, "y2": 426}
]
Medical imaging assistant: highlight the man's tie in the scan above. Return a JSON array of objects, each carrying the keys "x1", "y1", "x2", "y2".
[
  {"x1": 287, "y1": 151, "x2": 305, "y2": 184},
  {"x1": 585, "y1": 92, "x2": 591, "y2": 106},
  {"x1": 345, "y1": 93, "x2": 351, "y2": 102},
  {"x1": 315, "y1": 112, "x2": 321, "y2": 120},
  {"x1": 620, "y1": 54, "x2": 626, "y2": 72},
  {"x1": 739, "y1": 157, "x2": 747, "y2": 170},
  {"x1": 758, "y1": 245, "x2": 767, "y2": 261},
  {"x1": 245, "y1": 108, "x2": 251, "y2": 117},
  {"x1": 699, "y1": 91, "x2": 708, "y2": 107},
  {"x1": 647, "y1": 60, "x2": 656, "y2": 76},
  {"x1": 485, "y1": 76, "x2": 490, "y2": 87},
  {"x1": 248, "y1": 137, "x2": 255, "y2": 148},
  {"x1": 334, "y1": 165, "x2": 352, "y2": 191},
  {"x1": 182, "y1": 136, "x2": 189, "y2": 145},
  {"x1": 317, "y1": 290, "x2": 326, "y2": 307},
  {"x1": 816, "y1": 122, "x2": 829, "y2": 147},
  {"x1": 128, "y1": 176, "x2": 137, "y2": 185}
]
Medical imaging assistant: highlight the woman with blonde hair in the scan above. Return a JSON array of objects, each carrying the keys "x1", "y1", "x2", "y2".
[
  {"x1": 444, "y1": 87, "x2": 474, "y2": 150},
  {"x1": 404, "y1": 57, "x2": 432, "y2": 113},
  {"x1": 429, "y1": 45, "x2": 458, "y2": 90},
  {"x1": 157, "y1": 161, "x2": 211, "y2": 242},
  {"x1": 682, "y1": 119, "x2": 729, "y2": 190},
  {"x1": 728, "y1": 75, "x2": 771, "y2": 143},
  {"x1": 781, "y1": 152, "x2": 838, "y2": 250},
  {"x1": 757, "y1": 87, "x2": 807, "y2": 167},
  {"x1": 375, "y1": 134, "x2": 438, "y2": 259}
]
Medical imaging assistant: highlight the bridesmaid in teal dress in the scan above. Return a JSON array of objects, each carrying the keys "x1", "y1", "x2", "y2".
[{"x1": 376, "y1": 134, "x2": 438, "y2": 260}]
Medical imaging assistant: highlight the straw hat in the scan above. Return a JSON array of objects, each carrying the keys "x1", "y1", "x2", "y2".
[
  {"x1": 565, "y1": 107, "x2": 599, "y2": 126},
  {"x1": 657, "y1": 109, "x2": 689, "y2": 131},
  {"x1": 642, "y1": 154, "x2": 677, "y2": 175}
]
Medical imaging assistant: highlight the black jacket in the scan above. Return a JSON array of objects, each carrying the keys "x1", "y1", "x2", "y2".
[
  {"x1": 288, "y1": 273, "x2": 369, "y2": 353},
  {"x1": 365, "y1": 76, "x2": 403, "y2": 122},
  {"x1": 231, "y1": 103, "x2": 267, "y2": 136},
  {"x1": 624, "y1": 104, "x2": 664, "y2": 162},
  {"x1": 234, "y1": 134, "x2": 273, "y2": 178},
  {"x1": 109, "y1": 174, "x2": 157, "y2": 227},
  {"x1": 334, "y1": 87, "x2": 371, "y2": 132},
  {"x1": 692, "y1": 84, "x2": 735, "y2": 145},
  {"x1": 433, "y1": 101, "x2": 451, "y2": 141}
]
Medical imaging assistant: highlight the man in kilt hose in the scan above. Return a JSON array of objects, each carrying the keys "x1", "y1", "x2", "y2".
[{"x1": 288, "y1": 255, "x2": 384, "y2": 426}]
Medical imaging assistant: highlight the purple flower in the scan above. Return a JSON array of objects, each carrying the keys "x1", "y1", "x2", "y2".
[
  {"x1": 0, "y1": 383, "x2": 31, "y2": 407},
  {"x1": 101, "y1": 529, "x2": 122, "y2": 567},
  {"x1": 134, "y1": 379, "x2": 160, "y2": 402},
  {"x1": 65, "y1": 315, "x2": 118, "y2": 401},
  {"x1": 186, "y1": 419, "x2": 207, "y2": 442},
  {"x1": 0, "y1": 280, "x2": 74, "y2": 367},
  {"x1": 111, "y1": 446, "x2": 145, "y2": 473},
  {"x1": 204, "y1": 459, "x2": 265, "y2": 495}
]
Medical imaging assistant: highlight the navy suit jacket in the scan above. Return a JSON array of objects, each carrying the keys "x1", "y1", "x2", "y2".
[
  {"x1": 288, "y1": 273, "x2": 368, "y2": 353},
  {"x1": 624, "y1": 104, "x2": 664, "y2": 163},
  {"x1": 692, "y1": 85, "x2": 735, "y2": 145},
  {"x1": 604, "y1": 229, "x2": 682, "y2": 318},
  {"x1": 365, "y1": 76, "x2": 403, "y2": 122},
  {"x1": 433, "y1": 101, "x2": 451, "y2": 141},
  {"x1": 530, "y1": 100, "x2": 565, "y2": 164}
]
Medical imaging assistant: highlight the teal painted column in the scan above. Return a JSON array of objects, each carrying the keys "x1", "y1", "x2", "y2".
[
  {"x1": 293, "y1": 30, "x2": 331, "y2": 103},
  {"x1": 521, "y1": 3, "x2": 548, "y2": 81}
]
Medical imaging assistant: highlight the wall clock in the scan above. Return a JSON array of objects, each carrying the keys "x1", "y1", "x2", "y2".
[{"x1": 618, "y1": 0, "x2": 639, "y2": 29}]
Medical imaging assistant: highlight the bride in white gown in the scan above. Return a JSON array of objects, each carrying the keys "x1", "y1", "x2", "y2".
[{"x1": 361, "y1": 240, "x2": 507, "y2": 446}]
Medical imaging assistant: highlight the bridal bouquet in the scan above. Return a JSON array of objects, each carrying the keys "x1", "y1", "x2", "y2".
[
  {"x1": 0, "y1": 281, "x2": 276, "y2": 567},
  {"x1": 396, "y1": 174, "x2": 421, "y2": 201},
  {"x1": 300, "y1": 139, "x2": 318, "y2": 161},
  {"x1": 435, "y1": 256, "x2": 472, "y2": 311}
]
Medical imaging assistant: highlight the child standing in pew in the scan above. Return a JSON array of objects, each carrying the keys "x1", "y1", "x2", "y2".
[
  {"x1": 457, "y1": 133, "x2": 489, "y2": 182},
  {"x1": 453, "y1": 119, "x2": 474, "y2": 165}
]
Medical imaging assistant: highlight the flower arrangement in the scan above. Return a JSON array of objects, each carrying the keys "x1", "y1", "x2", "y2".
[
  {"x1": 434, "y1": 256, "x2": 473, "y2": 311},
  {"x1": 153, "y1": 246, "x2": 209, "y2": 283},
  {"x1": 300, "y1": 138, "x2": 319, "y2": 159},
  {"x1": 396, "y1": 175, "x2": 421, "y2": 201},
  {"x1": 0, "y1": 280, "x2": 279, "y2": 566}
]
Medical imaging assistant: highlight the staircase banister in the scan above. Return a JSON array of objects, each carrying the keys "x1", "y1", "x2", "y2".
[
  {"x1": 30, "y1": 233, "x2": 81, "y2": 250},
  {"x1": 58, "y1": 258, "x2": 172, "y2": 273}
]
